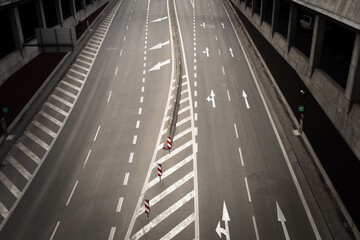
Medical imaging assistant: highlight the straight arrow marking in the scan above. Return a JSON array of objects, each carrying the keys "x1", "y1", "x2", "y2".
[
  {"x1": 276, "y1": 201, "x2": 290, "y2": 240},
  {"x1": 151, "y1": 16, "x2": 168, "y2": 23},
  {"x1": 148, "y1": 59, "x2": 170, "y2": 72},
  {"x1": 149, "y1": 40, "x2": 170, "y2": 50},
  {"x1": 242, "y1": 90, "x2": 250, "y2": 109}
]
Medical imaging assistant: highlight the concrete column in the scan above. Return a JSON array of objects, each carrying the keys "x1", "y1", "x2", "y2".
[
  {"x1": 308, "y1": 15, "x2": 326, "y2": 77},
  {"x1": 9, "y1": 7, "x2": 26, "y2": 57},
  {"x1": 69, "y1": 0, "x2": 78, "y2": 22},
  {"x1": 55, "y1": 0, "x2": 64, "y2": 27},
  {"x1": 287, "y1": 3, "x2": 298, "y2": 51},
  {"x1": 271, "y1": 0, "x2": 280, "y2": 36},
  {"x1": 260, "y1": 0, "x2": 267, "y2": 24},
  {"x1": 345, "y1": 33, "x2": 360, "y2": 102},
  {"x1": 35, "y1": 0, "x2": 46, "y2": 28}
]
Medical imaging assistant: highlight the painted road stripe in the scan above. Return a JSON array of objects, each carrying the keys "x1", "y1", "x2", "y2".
[
  {"x1": 108, "y1": 227, "x2": 116, "y2": 240},
  {"x1": 76, "y1": 58, "x2": 92, "y2": 66},
  {"x1": 94, "y1": 125, "x2": 101, "y2": 141},
  {"x1": 61, "y1": 80, "x2": 81, "y2": 91},
  {"x1": 148, "y1": 155, "x2": 193, "y2": 189},
  {"x1": 129, "y1": 152, "x2": 134, "y2": 163},
  {"x1": 116, "y1": 197, "x2": 124, "y2": 212},
  {"x1": 179, "y1": 97, "x2": 189, "y2": 104},
  {"x1": 234, "y1": 123, "x2": 239, "y2": 139},
  {"x1": 32, "y1": 120, "x2": 57, "y2": 138},
  {"x1": 245, "y1": 177, "x2": 252, "y2": 202},
  {"x1": 173, "y1": 128, "x2": 192, "y2": 142},
  {"x1": 51, "y1": 94, "x2": 72, "y2": 107},
  {"x1": 82, "y1": 50, "x2": 96, "y2": 57},
  {"x1": 7, "y1": 156, "x2": 31, "y2": 180},
  {"x1": 239, "y1": 147, "x2": 244, "y2": 166},
  {"x1": 0, "y1": 202, "x2": 9, "y2": 219},
  {"x1": 55, "y1": 86, "x2": 77, "y2": 99},
  {"x1": 194, "y1": 113, "x2": 198, "y2": 121},
  {"x1": 73, "y1": 63, "x2": 89, "y2": 71},
  {"x1": 132, "y1": 191, "x2": 195, "y2": 240},
  {"x1": 69, "y1": 68, "x2": 87, "y2": 77},
  {"x1": 16, "y1": 143, "x2": 40, "y2": 164},
  {"x1": 138, "y1": 108, "x2": 142, "y2": 115},
  {"x1": 39, "y1": 111, "x2": 62, "y2": 126},
  {"x1": 136, "y1": 120, "x2": 140, "y2": 129},
  {"x1": 133, "y1": 135, "x2": 137, "y2": 144},
  {"x1": 123, "y1": 172, "x2": 130, "y2": 185},
  {"x1": 227, "y1": 90, "x2": 231, "y2": 101},
  {"x1": 154, "y1": 140, "x2": 192, "y2": 166},
  {"x1": 0, "y1": 172, "x2": 21, "y2": 198},
  {"x1": 83, "y1": 149, "x2": 92, "y2": 168},
  {"x1": 66, "y1": 180, "x2": 79, "y2": 206},
  {"x1": 79, "y1": 54, "x2": 94, "y2": 62},
  {"x1": 24, "y1": 131, "x2": 49, "y2": 151},
  {"x1": 178, "y1": 106, "x2": 190, "y2": 115},
  {"x1": 65, "y1": 74, "x2": 84, "y2": 84},
  {"x1": 115, "y1": 66, "x2": 118, "y2": 76},
  {"x1": 44, "y1": 102, "x2": 68, "y2": 116},
  {"x1": 160, "y1": 213, "x2": 195, "y2": 240},
  {"x1": 252, "y1": 216, "x2": 260, "y2": 240},
  {"x1": 107, "y1": 91, "x2": 112, "y2": 102},
  {"x1": 139, "y1": 171, "x2": 194, "y2": 215},
  {"x1": 50, "y1": 221, "x2": 60, "y2": 240}
]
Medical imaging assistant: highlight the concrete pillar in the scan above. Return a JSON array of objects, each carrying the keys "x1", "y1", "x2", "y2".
[
  {"x1": 69, "y1": 0, "x2": 78, "y2": 22},
  {"x1": 308, "y1": 15, "x2": 326, "y2": 77},
  {"x1": 9, "y1": 7, "x2": 26, "y2": 57},
  {"x1": 271, "y1": 0, "x2": 280, "y2": 36},
  {"x1": 35, "y1": 0, "x2": 46, "y2": 28},
  {"x1": 345, "y1": 33, "x2": 360, "y2": 102},
  {"x1": 55, "y1": 0, "x2": 64, "y2": 27},
  {"x1": 260, "y1": 0, "x2": 267, "y2": 24},
  {"x1": 287, "y1": 3, "x2": 298, "y2": 51}
]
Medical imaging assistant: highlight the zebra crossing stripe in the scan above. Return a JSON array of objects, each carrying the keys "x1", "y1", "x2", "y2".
[
  {"x1": 0, "y1": 202, "x2": 9, "y2": 219},
  {"x1": 159, "y1": 213, "x2": 195, "y2": 240},
  {"x1": 0, "y1": 172, "x2": 21, "y2": 198},
  {"x1": 16, "y1": 143, "x2": 40, "y2": 164},
  {"x1": 7, "y1": 156, "x2": 31, "y2": 180}
]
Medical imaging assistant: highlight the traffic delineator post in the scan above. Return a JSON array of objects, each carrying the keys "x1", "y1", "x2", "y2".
[
  {"x1": 158, "y1": 164, "x2": 162, "y2": 182},
  {"x1": 145, "y1": 199, "x2": 150, "y2": 219}
]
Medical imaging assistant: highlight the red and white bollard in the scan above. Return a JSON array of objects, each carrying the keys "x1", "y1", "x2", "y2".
[
  {"x1": 167, "y1": 136, "x2": 172, "y2": 153},
  {"x1": 158, "y1": 164, "x2": 162, "y2": 182},
  {"x1": 145, "y1": 199, "x2": 150, "y2": 219}
]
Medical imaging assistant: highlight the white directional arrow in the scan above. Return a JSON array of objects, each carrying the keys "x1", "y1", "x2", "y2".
[
  {"x1": 276, "y1": 201, "x2": 290, "y2": 240},
  {"x1": 229, "y1": 47, "x2": 234, "y2": 57},
  {"x1": 151, "y1": 16, "x2": 168, "y2": 23},
  {"x1": 203, "y1": 47, "x2": 209, "y2": 57},
  {"x1": 149, "y1": 40, "x2": 170, "y2": 50},
  {"x1": 216, "y1": 201, "x2": 230, "y2": 239},
  {"x1": 242, "y1": 90, "x2": 250, "y2": 109},
  {"x1": 207, "y1": 89, "x2": 216, "y2": 108},
  {"x1": 148, "y1": 59, "x2": 170, "y2": 72}
]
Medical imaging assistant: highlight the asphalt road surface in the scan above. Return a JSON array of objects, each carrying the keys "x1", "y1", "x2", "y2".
[{"x1": 0, "y1": 0, "x2": 335, "y2": 239}]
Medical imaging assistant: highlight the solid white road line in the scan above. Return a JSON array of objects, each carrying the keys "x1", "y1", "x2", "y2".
[
  {"x1": 108, "y1": 227, "x2": 116, "y2": 240},
  {"x1": 66, "y1": 180, "x2": 78, "y2": 206},
  {"x1": 238, "y1": 147, "x2": 244, "y2": 166},
  {"x1": 132, "y1": 191, "x2": 195, "y2": 240},
  {"x1": 83, "y1": 149, "x2": 92, "y2": 168},
  {"x1": 136, "y1": 120, "x2": 140, "y2": 129},
  {"x1": 252, "y1": 216, "x2": 260, "y2": 240},
  {"x1": 227, "y1": 90, "x2": 231, "y2": 101},
  {"x1": 8, "y1": 156, "x2": 31, "y2": 180},
  {"x1": 107, "y1": 91, "x2": 112, "y2": 102},
  {"x1": 94, "y1": 125, "x2": 101, "y2": 141},
  {"x1": 133, "y1": 135, "x2": 137, "y2": 144},
  {"x1": 32, "y1": 120, "x2": 57, "y2": 138},
  {"x1": 129, "y1": 152, "x2": 134, "y2": 163},
  {"x1": 50, "y1": 221, "x2": 60, "y2": 240},
  {"x1": 39, "y1": 111, "x2": 62, "y2": 126},
  {"x1": 234, "y1": 123, "x2": 239, "y2": 139},
  {"x1": 116, "y1": 197, "x2": 124, "y2": 212},
  {"x1": 0, "y1": 172, "x2": 21, "y2": 198},
  {"x1": 123, "y1": 173, "x2": 130, "y2": 185},
  {"x1": 0, "y1": 202, "x2": 9, "y2": 219},
  {"x1": 16, "y1": 143, "x2": 40, "y2": 164},
  {"x1": 244, "y1": 177, "x2": 252, "y2": 202},
  {"x1": 160, "y1": 213, "x2": 195, "y2": 240},
  {"x1": 25, "y1": 131, "x2": 49, "y2": 151}
]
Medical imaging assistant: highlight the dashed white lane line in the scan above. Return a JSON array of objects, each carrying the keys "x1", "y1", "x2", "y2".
[
  {"x1": 123, "y1": 172, "x2": 130, "y2": 185},
  {"x1": 215, "y1": 35, "x2": 218, "y2": 41},
  {"x1": 142, "y1": 78, "x2": 145, "y2": 83},
  {"x1": 194, "y1": 101, "x2": 198, "y2": 108},
  {"x1": 141, "y1": 86, "x2": 145, "y2": 92},
  {"x1": 244, "y1": 177, "x2": 252, "y2": 202},
  {"x1": 194, "y1": 81, "x2": 197, "y2": 87},
  {"x1": 108, "y1": 227, "x2": 116, "y2": 240},
  {"x1": 222, "y1": 66, "x2": 225, "y2": 75},
  {"x1": 136, "y1": 120, "x2": 140, "y2": 129},
  {"x1": 218, "y1": 49, "x2": 221, "y2": 55},
  {"x1": 120, "y1": 49, "x2": 123, "y2": 56},
  {"x1": 238, "y1": 147, "x2": 244, "y2": 166},
  {"x1": 140, "y1": 96, "x2": 144, "y2": 103},
  {"x1": 234, "y1": 123, "x2": 239, "y2": 139},
  {"x1": 252, "y1": 216, "x2": 260, "y2": 240},
  {"x1": 133, "y1": 135, "x2": 138, "y2": 144},
  {"x1": 126, "y1": 25, "x2": 129, "y2": 30},
  {"x1": 50, "y1": 221, "x2": 60, "y2": 240},
  {"x1": 116, "y1": 197, "x2": 124, "y2": 212},
  {"x1": 227, "y1": 90, "x2": 231, "y2": 102},
  {"x1": 129, "y1": 152, "x2": 134, "y2": 163},
  {"x1": 0, "y1": 172, "x2": 21, "y2": 198},
  {"x1": 138, "y1": 108, "x2": 142, "y2": 115},
  {"x1": 194, "y1": 113, "x2": 198, "y2": 121},
  {"x1": 66, "y1": 180, "x2": 79, "y2": 206},
  {"x1": 83, "y1": 149, "x2": 92, "y2": 168},
  {"x1": 107, "y1": 91, "x2": 112, "y2": 102},
  {"x1": 94, "y1": 125, "x2": 101, "y2": 141},
  {"x1": 123, "y1": 36, "x2": 126, "y2": 41},
  {"x1": 8, "y1": 156, "x2": 31, "y2": 180},
  {"x1": 194, "y1": 90, "x2": 197, "y2": 97},
  {"x1": 115, "y1": 67, "x2": 118, "y2": 76}
]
